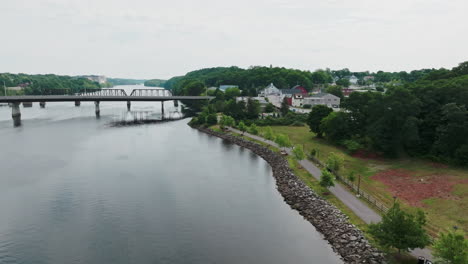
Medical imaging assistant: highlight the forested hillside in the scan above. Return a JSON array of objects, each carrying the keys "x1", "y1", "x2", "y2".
[{"x1": 0, "y1": 73, "x2": 101, "y2": 95}]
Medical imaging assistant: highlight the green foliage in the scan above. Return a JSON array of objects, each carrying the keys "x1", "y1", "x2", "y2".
[
  {"x1": 326, "y1": 85, "x2": 344, "y2": 99},
  {"x1": 263, "y1": 126, "x2": 275, "y2": 140},
  {"x1": 310, "y1": 149, "x2": 317, "y2": 157},
  {"x1": 292, "y1": 144, "x2": 305, "y2": 160},
  {"x1": 336, "y1": 78, "x2": 350, "y2": 87},
  {"x1": 206, "y1": 114, "x2": 218, "y2": 126},
  {"x1": 220, "y1": 115, "x2": 235, "y2": 128},
  {"x1": 433, "y1": 229, "x2": 468, "y2": 264},
  {"x1": 280, "y1": 97, "x2": 290, "y2": 116},
  {"x1": 348, "y1": 171, "x2": 356, "y2": 182},
  {"x1": 275, "y1": 134, "x2": 291, "y2": 149},
  {"x1": 264, "y1": 103, "x2": 275, "y2": 113},
  {"x1": 320, "y1": 111, "x2": 351, "y2": 143},
  {"x1": 326, "y1": 152, "x2": 343, "y2": 172},
  {"x1": 302, "y1": 104, "x2": 312, "y2": 109},
  {"x1": 320, "y1": 169, "x2": 335, "y2": 189},
  {"x1": 144, "y1": 79, "x2": 166, "y2": 87},
  {"x1": 238, "y1": 121, "x2": 247, "y2": 134},
  {"x1": 307, "y1": 105, "x2": 333, "y2": 138},
  {"x1": 246, "y1": 98, "x2": 260, "y2": 119},
  {"x1": 342, "y1": 139, "x2": 363, "y2": 153},
  {"x1": 224, "y1": 87, "x2": 241, "y2": 99},
  {"x1": 369, "y1": 202, "x2": 431, "y2": 253},
  {"x1": 248, "y1": 124, "x2": 259, "y2": 135}
]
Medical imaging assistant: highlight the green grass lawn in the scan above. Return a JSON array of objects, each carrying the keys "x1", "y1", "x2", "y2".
[{"x1": 258, "y1": 125, "x2": 468, "y2": 237}]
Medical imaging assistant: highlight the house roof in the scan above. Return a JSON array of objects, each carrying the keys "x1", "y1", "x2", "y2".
[
  {"x1": 281, "y1": 89, "x2": 303, "y2": 94},
  {"x1": 309, "y1": 92, "x2": 339, "y2": 99}
]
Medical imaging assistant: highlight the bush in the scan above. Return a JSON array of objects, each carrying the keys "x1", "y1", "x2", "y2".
[
  {"x1": 310, "y1": 149, "x2": 317, "y2": 157},
  {"x1": 303, "y1": 104, "x2": 312, "y2": 109},
  {"x1": 326, "y1": 152, "x2": 343, "y2": 172},
  {"x1": 206, "y1": 114, "x2": 218, "y2": 126},
  {"x1": 320, "y1": 169, "x2": 335, "y2": 189},
  {"x1": 248, "y1": 124, "x2": 259, "y2": 135},
  {"x1": 292, "y1": 144, "x2": 305, "y2": 160},
  {"x1": 263, "y1": 126, "x2": 275, "y2": 140},
  {"x1": 342, "y1": 139, "x2": 363, "y2": 153}
]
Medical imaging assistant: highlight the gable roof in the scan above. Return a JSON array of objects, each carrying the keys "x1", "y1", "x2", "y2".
[
  {"x1": 309, "y1": 92, "x2": 339, "y2": 99},
  {"x1": 281, "y1": 89, "x2": 303, "y2": 94}
]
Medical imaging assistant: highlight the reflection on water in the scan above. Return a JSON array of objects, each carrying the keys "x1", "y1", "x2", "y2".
[{"x1": 0, "y1": 85, "x2": 342, "y2": 264}]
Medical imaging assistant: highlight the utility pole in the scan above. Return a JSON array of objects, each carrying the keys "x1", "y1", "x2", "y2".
[{"x1": 3, "y1": 80, "x2": 6, "y2": 96}]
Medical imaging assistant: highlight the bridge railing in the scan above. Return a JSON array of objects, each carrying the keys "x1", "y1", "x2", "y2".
[
  {"x1": 129, "y1": 89, "x2": 172, "y2": 97},
  {"x1": 79, "y1": 89, "x2": 128, "y2": 96}
]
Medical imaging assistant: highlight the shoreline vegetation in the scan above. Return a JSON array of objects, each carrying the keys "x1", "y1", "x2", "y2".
[{"x1": 195, "y1": 126, "x2": 385, "y2": 264}]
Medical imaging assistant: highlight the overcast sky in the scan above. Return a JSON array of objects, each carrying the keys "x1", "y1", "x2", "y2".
[{"x1": 1, "y1": 0, "x2": 467, "y2": 79}]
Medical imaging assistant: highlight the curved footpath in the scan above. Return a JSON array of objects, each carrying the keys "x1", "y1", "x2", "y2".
[
  {"x1": 197, "y1": 127, "x2": 385, "y2": 264},
  {"x1": 225, "y1": 127, "x2": 433, "y2": 261}
]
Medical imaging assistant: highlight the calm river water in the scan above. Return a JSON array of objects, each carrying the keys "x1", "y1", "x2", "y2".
[{"x1": 0, "y1": 85, "x2": 342, "y2": 264}]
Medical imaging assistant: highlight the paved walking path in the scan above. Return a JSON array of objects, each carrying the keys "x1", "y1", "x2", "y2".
[{"x1": 227, "y1": 127, "x2": 432, "y2": 260}]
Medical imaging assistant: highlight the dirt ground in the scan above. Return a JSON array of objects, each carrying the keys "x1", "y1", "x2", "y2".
[{"x1": 371, "y1": 169, "x2": 468, "y2": 207}]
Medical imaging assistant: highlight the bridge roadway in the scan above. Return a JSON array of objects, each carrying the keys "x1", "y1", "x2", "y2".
[
  {"x1": 0, "y1": 95, "x2": 213, "y2": 127},
  {"x1": 0, "y1": 95, "x2": 213, "y2": 103}
]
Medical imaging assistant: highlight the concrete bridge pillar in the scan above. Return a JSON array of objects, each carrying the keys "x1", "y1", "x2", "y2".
[
  {"x1": 161, "y1": 101, "x2": 165, "y2": 120},
  {"x1": 75, "y1": 100, "x2": 81, "y2": 107},
  {"x1": 127, "y1": 101, "x2": 131, "y2": 111},
  {"x1": 39, "y1": 101, "x2": 46, "y2": 108},
  {"x1": 95, "y1": 101, "x2": 100, "y2": 118},
  {"x1": 12, "y1": 103, "x2": 21, "y2": 127},
  {"x1": 174, "y1": 100, "x2": 179, "y2": 107}
]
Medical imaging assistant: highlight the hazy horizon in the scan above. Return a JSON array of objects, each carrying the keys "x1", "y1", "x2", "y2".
[{"x1": 1, "y1": 0, "x2": 467, "y2": 79}]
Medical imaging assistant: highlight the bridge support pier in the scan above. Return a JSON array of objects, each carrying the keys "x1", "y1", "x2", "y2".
[
  {"x1": 75, "y1": 100, "x2": 81, "y2": 107},
  {"x1": 12, "y1": 103, "x2": 21, "y2": 127},
  {"x1": 39, "y1": 101, "x2": 46, "y2": 108},
  {"x1": 127, "y1": 101, "x2": 131, "y2": 111},
  {"x1": 95, "y1": 101, "x2": 100, "y2": 118},
  {"x1": 174, "y1": 100, "x2": 179, "y2": 107},
  {"x1": 161, "y1": 101, "x2": 165, "y2": 120}
]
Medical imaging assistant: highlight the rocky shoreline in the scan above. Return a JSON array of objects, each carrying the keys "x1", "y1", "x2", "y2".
[{"x1": 197, "y1": 127, "x2": 385, "y2": 264}]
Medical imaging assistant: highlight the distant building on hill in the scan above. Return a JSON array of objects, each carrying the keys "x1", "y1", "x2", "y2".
[
  {"x1": 259, "y1": 83, "x2": 281, "y2": 96},
  {"x1": 303, "y1": 92, "x2": 340, "y2": 108},
  {"x1": 348, "y1": 75, "x2": 359, "y2": 85}
]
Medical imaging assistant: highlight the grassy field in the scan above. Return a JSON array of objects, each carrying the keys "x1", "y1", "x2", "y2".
[{"x1": 258, "y1": 125, "x2": 468, "y2": 237}]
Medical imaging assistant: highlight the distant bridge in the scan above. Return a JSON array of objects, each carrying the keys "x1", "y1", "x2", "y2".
[{"x1": 0, "y1": 88, "x2": 213, "y2": 126}]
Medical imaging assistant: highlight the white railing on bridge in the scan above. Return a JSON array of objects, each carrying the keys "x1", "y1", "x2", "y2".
[{"x1": 129, "y1": 89, "x2": 172, "y2": 97}]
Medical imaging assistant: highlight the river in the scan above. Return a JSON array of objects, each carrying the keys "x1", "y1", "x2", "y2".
[{"x1": 0, "y1": 85, "x2": 342, "y2": 264}]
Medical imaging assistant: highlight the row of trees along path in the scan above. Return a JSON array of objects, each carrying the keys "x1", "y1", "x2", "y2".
[{"x1": 226, "y1": 127, "x2": 433, "y2": 260}]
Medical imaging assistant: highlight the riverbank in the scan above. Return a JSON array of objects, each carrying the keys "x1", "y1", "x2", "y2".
[{"x1": 196, "y1": 126, "x2": 385, "y2": 264}]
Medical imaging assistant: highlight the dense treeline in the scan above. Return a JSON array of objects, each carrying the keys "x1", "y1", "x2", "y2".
[
  {"x1": 108, "y1": 78, "x2": 146, "y2": 86},
  {"x1": 0, "y1": 73, "x2": 101, "y2": 95},
  {"x1": 313, "y1": 62, "x2": 468, "y2": 165},
  {"x1": 144, "y1": 79, "x2": 167, "y2": 87},
  {"x1": 165, "y1": 66, "x2": 333, "y2": 95},
  {"x1": 165, "y1": 66, "x2": 444, "y2": 96}
]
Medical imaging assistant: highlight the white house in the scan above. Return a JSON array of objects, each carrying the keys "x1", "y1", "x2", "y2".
[
  {"x1": 291, "y1": 94, "x2": 304, "y2": 107},
  {"x1": 259, "y1": 83, "x2": 281, "y2": 97},
  {"x1": 349, "y1": 75, "x2": 359, "y2": 85},
  {"x1": 303, "y1": 93, "x2": 340, "y2": 108}
]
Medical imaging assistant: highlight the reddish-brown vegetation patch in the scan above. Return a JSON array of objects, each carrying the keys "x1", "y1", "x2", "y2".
[{"x1": 372, "y1": 169, "x2": 468, "y2": 207}]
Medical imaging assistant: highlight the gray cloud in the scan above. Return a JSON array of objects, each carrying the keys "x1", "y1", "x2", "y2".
[{"x1": 1, "y1": 0, "x2": 467, "y2": 79}]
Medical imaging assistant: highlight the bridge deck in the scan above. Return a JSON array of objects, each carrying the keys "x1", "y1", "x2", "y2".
[{"x1": 0, "y1": 96, "x2": 213, "y2": 103}]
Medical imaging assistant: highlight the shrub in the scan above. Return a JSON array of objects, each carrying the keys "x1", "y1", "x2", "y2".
[
  {"x1": 206, "y1": 114, "x2": 218, "y2": 126},
  {"x1": 292, "y1": 144, "x2": 305, "y2": 160},
  {"x1": 303, "y1": 104, "x2": 312, "y2": 109},
  {"x1": 342, "y1": 139, "x2": 363, "y2": 153},
  {"x1": 248, "y1": 124, "x2": 259, "y2": 135},
  {"x1": 326, "y1": 152, "x2": 343, "y2": 172}
]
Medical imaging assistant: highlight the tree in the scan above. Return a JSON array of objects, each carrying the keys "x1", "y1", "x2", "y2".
[
  {"x1": 369, "y1": 202, "x2": 431, "y2": 253},
  {"x1": 280, "y1": 97, "x2": 289, "y2": 116},
  {"x1": 326, "y1": 85, "x2": 344, "y2": 99},
  {"x1": 320, "y1": 111, "x2": 351, "y2": 143},
  {"x1": 326, "y1": 152, "x2": 343, "y2": 172},
  {"x1": 336, "y1": 78, "x2": 350, "y2": 87},
  {"x1": 206, "y1": 114, "x2": 218, "y2": 126},
  {"x1": 307, "y1": 105, "x2": 333, "y2": 138},
  {"x1": 433, "y1": 229, "x2": 468, "y2": 264},
  {"x1": 224, "y1": 87, "x2": 241, "y2": 99},
  {"x1": 292, "y1": 144, "x2": 305, "y2": 160},
  {"x1": 275, "y1": 134, "x2": 291, "y2": 150},
  {"x1": 238, "y1": 121, "x2": 247, "y2": 135},
  {"x1": 248, "y1": 124, "x2": 259, "y2": 135},
  {"x1": 264, "y1": 103, "x2": 275, "y2": 113},
  {"x1": 263, "y1": 126, "x2": 275, "y2": 140},
  {"x1": 320, "y1": 169, "x2": 335, "y2": 189},
  {"x1": 246, "y1": 98, "x2": 260, "y2": 119}
]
